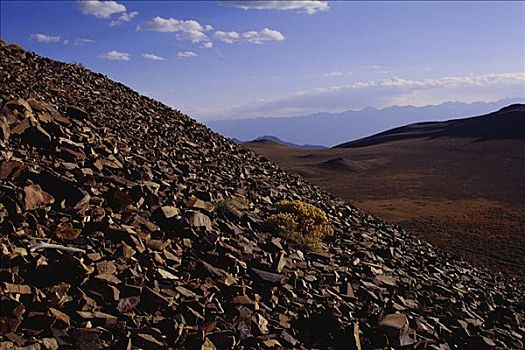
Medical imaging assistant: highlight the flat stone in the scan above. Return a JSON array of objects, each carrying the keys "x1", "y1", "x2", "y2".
[
  {"x1": 23, "y1": 184, "x2": 55, "y2": 210},
  {"x1": 251, "y1": 268, "x2": 285, "y2": 284},
  {"x1": 380, "y1": 313, "x2": 409, "y2": 337},
  {"x1": 184, "y1": 210, "x2": 212, "y2": 230},
  {"x1": 157, "y1": 205, "x2": 179, "y2": 219}
]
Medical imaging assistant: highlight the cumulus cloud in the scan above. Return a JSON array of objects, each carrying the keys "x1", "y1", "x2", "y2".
[
  {"x1": 98, "y1": 50, "x2": 130, "y2": 61},
  {"x1": 214, "y1": 31, "x2": 241, "y2": 44},
  {"x1": 137, "y1": 16, "x2": 209, "y2": 43},
  {"x1": 78, "y1": 0, "x2": 126, "y2": 19},
  {"x1": 224, "y1": 1, "x2": 329, "y2": 14},
  {"x1": 74, "y1": 38, "x2": 95, "y2": 45},
  {"x1": 137, "y1": 16, "x2": 284, "y2": 46},
  {"x1": 242, "y1": 28, "x2": 285, "y2": 44},
  {"x1": 30, "y1": 33, "x2": 61, "y2": 43},
  {"x1": 214, "y1": 28, "x2": 285, "y2": 44},
  {"x1": 195, "y1": 72, "x2": 525, "y2": 119},
  {"x1": 141, "y1": 53, "x2": 166, "y2": 61},
  {"x1": 120, "y1": 11, "x2": 138, "y2": 21},
  {"x1": 137, "y1": 16, "x2": 284, "y2": 47},
  {"x1": 324, "y1": 71, "x2": 343, "y2": 77},
  {"x1": 177, "y1": 51, "x2": 197, "y2": 58},
  {"x1": 110, "y1": 10, "x2": 139, "y2": 26}
]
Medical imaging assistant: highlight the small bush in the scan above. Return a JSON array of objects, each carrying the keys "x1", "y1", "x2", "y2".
[{"x1": 264, "y1": 200, "x2": 333, "y2": 250}]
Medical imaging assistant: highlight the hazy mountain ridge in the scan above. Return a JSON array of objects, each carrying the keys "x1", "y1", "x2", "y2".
[{"x1": 207, "y1": 98, "x2": 522, "y2": 147}]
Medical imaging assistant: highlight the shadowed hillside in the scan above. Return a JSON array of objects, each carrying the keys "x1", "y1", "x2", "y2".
[{"x1": 336, "y1": 104, "x2": 525, "y2": 148}]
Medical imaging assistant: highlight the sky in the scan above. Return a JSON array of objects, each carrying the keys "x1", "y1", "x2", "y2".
[{"x1": 1, "y1": 1, "x2": 524, "y2": 121}]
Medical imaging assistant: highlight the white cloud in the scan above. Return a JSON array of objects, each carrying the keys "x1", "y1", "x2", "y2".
[
  {"x1": 214, "y1": 31, "x2": 241, "y2": 44},
  {"x1": 74, "y1": 38, "x2": 95, "y2": 45},
  {"x1": 78, "y1": 0, "x2": 126, "y2": 19},
  {"x1": 30, "y1": 33, "x2": 61, "y2": 43},
  {"x1": 378, "y1": 73, "x2": 525, "y2": 89},
  {"x1": 63, "y1": 39, "x2": 70, "y2": 45},
  {"x1": 195, "y1": 72, "x2": 525, "y2": 119},
  {"x1": 137, "y1": 16, "x2": 209, "y2": 43},
  {"x1": 224, "y1": 1, "x2": 329, "y2": 14},
  {"x1": 177, "y1": 51, "x2": 198, "y2": 58},
  {"x1": 324, "y1": 71, "x2": 343, "y2": 77},
  {"x1": 213, "y1": 28, "x2": 285, "y2": 45},
  {"x1": 141, "y1": 53, "x2": 166, "y2": 61},
  {"x1": 110, "y1": 10, "x2": 139, "y2": 26},
  {"x1": 98, "y1": 50, "x2": 130, "y2": 61},
  {"x1": 137, "y1": 16, "x2": 179, "y2": 32},
  {"x1": 138, "y1": 17, "x2": 284, "y2": 46},
  {"x1": 242, "y1": 28, "x2": 285, "y2": 44},
  {"x1": 120, "y1": 11, "x2": 138, "y2": 21}
]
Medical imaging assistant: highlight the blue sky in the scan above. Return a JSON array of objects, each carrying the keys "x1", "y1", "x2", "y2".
[{"x1": 1, "y1": 1, "x2": 524, "y2": 120}]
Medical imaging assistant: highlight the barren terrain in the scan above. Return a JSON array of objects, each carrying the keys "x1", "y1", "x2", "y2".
[
  {"x1": 245, "y1": 108, "x2": 525, "y2": 280},
  {"x1": 2, "y1": 41, "x2": 524, "y2": 349}
]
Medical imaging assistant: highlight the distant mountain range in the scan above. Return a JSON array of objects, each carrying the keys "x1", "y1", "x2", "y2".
[{"x1": 206, "y1": 98, "x2": 522, "y2": 147}]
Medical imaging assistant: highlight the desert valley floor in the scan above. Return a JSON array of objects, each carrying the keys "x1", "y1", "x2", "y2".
[{"x1": 245, "y1": 112, "x2": 525, "y2": 281}]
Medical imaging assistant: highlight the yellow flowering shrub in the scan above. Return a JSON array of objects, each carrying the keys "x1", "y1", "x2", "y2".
[{"x1": 264, "y1": 200, "x2": 333, "y2": 250}]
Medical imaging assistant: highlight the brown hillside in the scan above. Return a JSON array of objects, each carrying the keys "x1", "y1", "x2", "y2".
[{"x1": 1, "y1": 40, "x2": 524, "y2": 349}]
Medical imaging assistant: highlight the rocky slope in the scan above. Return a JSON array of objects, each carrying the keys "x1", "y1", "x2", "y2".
[{"x1": 0, "y1": 40, "x2": 523, "y2": 350}]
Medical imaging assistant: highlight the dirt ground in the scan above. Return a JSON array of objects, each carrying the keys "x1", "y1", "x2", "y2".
[{"x1": 245, "y1": 138, "x2": 525, "y2": 281}]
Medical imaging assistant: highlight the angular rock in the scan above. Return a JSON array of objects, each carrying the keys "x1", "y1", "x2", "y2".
[
  {"x1": 251, "y1": 268, "x2": 285, "y2": 285},
  {"x1": 0, "y1": 115, "x2": 9, "y2": 144},
  {"x1": 55, "y1": 223, "x2": 81, "y2": 240},
  {"x1": 379, "y1": 313, "x2": 409, "y2": 337},
  {"x1": 23, "y1": 184, "x2": 54, "y2": 210},
  {"x1": 0, "y1": 160, "x2": 24, "y2": 180},
  {"x1": 155, "y1": 205, "x2": 179, "y2": 219},
  {"x1": 65, "y1": 106, "x2": 87, "y2": 120},
  {"x1": 184, "y1": 210, "x2": 212, "y2": 230},
  {"x1": 117, "y1": 296, "x2": 140, "y2": 313},
  {"x1": 3, "y1": 283, "x2": 31, "y2": 294}
]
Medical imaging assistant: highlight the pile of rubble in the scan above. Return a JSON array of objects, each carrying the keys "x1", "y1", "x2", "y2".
[{"x1": 0, "y1": 40, "x2": 523, "y2": 349}]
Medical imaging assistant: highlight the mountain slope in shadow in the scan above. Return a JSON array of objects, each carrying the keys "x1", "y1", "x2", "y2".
[{"x1": 336, "y1": 104, "x2": 525, "y2": 148}]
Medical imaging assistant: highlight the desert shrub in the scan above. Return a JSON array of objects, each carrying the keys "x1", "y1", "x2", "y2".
[{"x1": 264, "y1": 200, "x2": 333, "y2": 250}]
